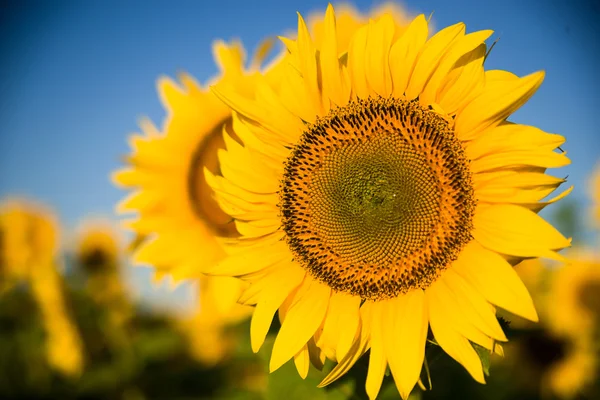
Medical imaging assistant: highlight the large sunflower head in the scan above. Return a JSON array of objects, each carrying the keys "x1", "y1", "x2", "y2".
[
  {"x1": 207, "y1": 4, "x2": 571, "y2": 399},
  {"x1": 113, "y1": 39, "x2": 281, "y2": 281}
]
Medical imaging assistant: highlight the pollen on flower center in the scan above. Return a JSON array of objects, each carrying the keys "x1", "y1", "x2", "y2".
[
  {"x1": 280, "y1": 97, "x2": 475, "y2": 300},
  {"x1": 188, "y1": 119, "x2": 239, "y2": 238}
]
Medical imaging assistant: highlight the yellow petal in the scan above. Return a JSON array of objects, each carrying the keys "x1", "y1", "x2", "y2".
[
  {"x1": 474, "y1": 204, "x2": 571, "y2": 259},
  {"x1": 348, "y1": 24, "x2": 370, "y2": 99},
  {"x1": 296, "y1": 12, "x2": 323, "y2": 114},
  {"x1": 437, "y1": 44, "x2": 486, "y2": 115},
  {"x1": 235, "y1": 218, "x2": 280, "y2": 239},
  {"x1": 428, "y1": 284, "x2": 485, "y2": 383},
  {"x1": 317, "y1": 291, "x2": 361, "y2": 362},
  {"x1": 441, "y1": 269, "x2": 507, "y2": 341},
  {"x1": 212, "y1": 40, "x2": 245, "y2": 77},
  {"x1": 455, "y1": 71, "x2": 545, "y2": 141},
  {"x1": 254, "y1": 80, "x2": 306, "y2": 143},
  {"x1": 390, "y1": 14, "x2": 429, "y2": 98},
  {"x1": 453, "y1": 241, "x2": 539, "y2": 321},
  {"x1": 421, "y1": 29, "x2": 493, "y2": 106},
  {"x1": 205, "y1": 240, "x2": 289, "y2": 277},
  {"x1": 250, "y1": 37, "x2": 275, "y2": 71},
  {"x1": 471, "y1": 150, "x2": 570, "y2": 173},
  {"x1": 270, "y1": 279, "x2": 331, "y2": 372},
  {"x1": 177, "y1": 72, "x2": 203, "y2": 95},
  {"x1": 208, "y1": 174, "x2": 276, "y2": 209},
  {"x1": 466, "y1": 123, "x2": 565, "y2": 160},
  {"x1": 250, "y1": 267, "x2": 305, "y2": 352},
  {"x1": 158, "y1": 76, "x2": 187, "y2": 112},
  {"x1": 365, "y1": 14, "x2": 395, "y2": 97},
  {"x1": 524, "y1": 185, "x2": 573, "y2": 213},
  {"x1": 474, "y1": 170, "x2": 566, "y2": 192},
  {"x1": 486, "y1": 69, "x2": 518, "y2": 82},
  {"x1": 384, "y1": 290, "x2": 428, "y2": 400},
  {"x1": 319, "y1": 302, "x2": 373, "y2": 387},
  {"x1": 405, "y1": 22, "x2": 465, "y2": 101},
  {"x1": 294, "y1": 343, "x2": 310, "y2": 379},
  {"x1": 365, "y1": 302, "x2": 387, "y2": 400},
  {"x1": 116, "y1": 191, "x2": 160, "y2": 214},
  {"x1": 133, "y1": 236, "x2": 177, "y2": 266},
  {"x1": 211, "y1": 84, "x2": 301, "y2": 144},
  {"x1": 426, "y1": 273, "x2": 500, "y2": 353},
  {"x1": 320, "y1": 4, "x2": 347, "y2": 107},
  {"x1": 336, "y1": 295, "x2": 361, "y2": 360}
]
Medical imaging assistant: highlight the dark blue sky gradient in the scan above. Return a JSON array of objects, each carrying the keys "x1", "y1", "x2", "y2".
[{"x1": 1, "y1": 0, "x2": 599, "y2": 309}]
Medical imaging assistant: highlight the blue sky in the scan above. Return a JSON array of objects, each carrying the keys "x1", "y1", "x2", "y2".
[{"x1": 1, "y1": 0, "x2": 599, "y2": 309}]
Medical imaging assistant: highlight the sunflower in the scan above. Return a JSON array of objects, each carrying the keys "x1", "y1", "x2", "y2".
[
  {"x1": 74, "y1": 219, "x2": 121, "y2": 275},
  {"x1": 0, "y1": 199, "x2": 84, "y2": 376},
  {"x1": 112, "y1": 39, "x2": 279, "y2": 281},
  {"x1": 501, "y1": 322, "x2": 597, "y2": 399},
  {"x1": 544, "y1": 333, "x2": 597, "y2": 399},
  {"x1": 501, "y1": 256, "x2": 598, "y2": 399},
  {"x1": 1, "y1": 201, "x2": 36, "y2": 290},
  {"x1": 547, "y1": 250, "x2": 600, "y2": 338},
  {"x1": 546, "y1": 256, "x2": 600, "y2": 399},
  {"x1": 206, "y1": 5, "x2": 571, "y2": 398},
  {"x1": 74, "y1": 219, "x2": 132, "y2": 326}
]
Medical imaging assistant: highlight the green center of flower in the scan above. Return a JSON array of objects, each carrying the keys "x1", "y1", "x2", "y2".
[
  {"x1": 188, "y1": 118, "x2": 239, "y2": 238},
  {"x1": 309, "y1": 130, "x2": 441, "y2": 266},
  {"x1": 280, "y1": 98, "x2": 475, "y2": 300}
]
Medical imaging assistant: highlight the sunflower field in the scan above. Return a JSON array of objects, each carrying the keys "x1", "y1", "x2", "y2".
[{"x1": 1, "y1": 1, "x2": 599, "y2": 399}]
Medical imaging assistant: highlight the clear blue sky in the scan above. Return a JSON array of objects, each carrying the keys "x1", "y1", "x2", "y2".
[{"x1": 1, "y1": 0, "x2": 599, "y2": 309}]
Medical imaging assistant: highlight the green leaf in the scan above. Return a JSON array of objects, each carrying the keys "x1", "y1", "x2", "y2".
[{"x1": 471, "y1": 343, "x2": 491, "y2": 377}]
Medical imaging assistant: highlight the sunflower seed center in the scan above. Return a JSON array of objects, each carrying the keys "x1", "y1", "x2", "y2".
[{"x1": 280, "y1": 97, "x2": 475, "y2": 300}]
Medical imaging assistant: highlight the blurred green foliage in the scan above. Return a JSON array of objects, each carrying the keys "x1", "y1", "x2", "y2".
[{"x1": 0, "y1": 283, "x2": 249, "y2": 400}]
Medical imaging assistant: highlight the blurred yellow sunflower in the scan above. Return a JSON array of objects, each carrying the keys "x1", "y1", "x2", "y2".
[
  {"x1": 544, "y1": 334, "x2": 597, "y2": 399},
  {"x1": 75, "y1": 219, "x2": 121, "y2": 275},
  {"x1": 504, "y1": 256, "x2": 598, "y2": 399},
  {"x1": 207, "y1": 5, "x2": 571, "y2": 399},
  {"x1": 0, "y1": 199, "x2": 84, "y2": 376},
  {"x1": 74, "y1": 219, "x2": 132, "y2": 325},
  {"x1": 503, "y1": 323, "x2": 597, "y2": 399},
  {"x1": 113, "y1": 39, "x2": 278, "y2": 281},
  {"x1": 179, "y1": 274, "x2": 251, "y2": 366},
  {"x1": 548, "y1": 251, "x2": 600, "y2": 338},
  {"x1": 0, "y1": 199, "x2": 58, "y2": 289}
]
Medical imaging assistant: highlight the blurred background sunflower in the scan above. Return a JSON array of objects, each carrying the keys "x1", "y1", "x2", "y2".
[{"x1": 1, "y1": 1, "x2": 599, "y2": 399}]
